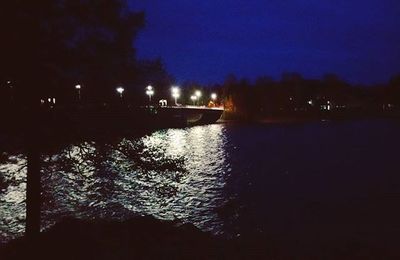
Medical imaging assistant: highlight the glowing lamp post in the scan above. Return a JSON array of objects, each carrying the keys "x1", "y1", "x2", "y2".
[
  {"x1": 190, "y1": 95, "x2": 197, "y2": 105},
  {"x1": 210, "y1": 93, "x2": 218, "y2": 107},
  {"x1": 146, "y1": 85, "x2": 154, "y2": 103},
  {"x1": 195, "y1": 90, "x2": 202, "y2": 98},
  {"x1": 75, "y1": 84, "x2": 81, "y2": 101},
  {"x1": 171, "y1": 86, "x2": 180, "y2": 106},
  {"x1": 6, "y1": 81, "x2": 13, "y2": 102},
  {"x1": 195, "y1": 90, "x2": 202, "y2": 105},
  {"x1": 116, "y1": 86, "x2": 125, "y2": 100}
]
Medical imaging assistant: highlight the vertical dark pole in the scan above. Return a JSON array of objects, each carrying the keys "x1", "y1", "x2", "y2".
[{"x1": 25, "y1": 110, "x2": 41, "y2": 239}]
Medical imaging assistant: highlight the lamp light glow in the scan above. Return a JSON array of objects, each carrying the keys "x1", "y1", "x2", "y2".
[
  {"x1": 116, "y1": 86, "x2": 125, "y2": 99},
  {"x1": 191, "y1": 95, "x2": 197, "y2": 105},
  {"x1": 146, "y1": 86, "x2": 154, "y2": 102},
  {"x1": 171, "y1": 86, "x2": 180, "y2": 105},
  {"x1": 116, "y1": 87, "x2": 124, "y2": 94}
]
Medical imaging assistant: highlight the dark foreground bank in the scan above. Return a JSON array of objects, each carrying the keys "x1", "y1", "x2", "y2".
[
  {"x1": 0, "y1": 216, "x2": 266, "y2": 260},
  {"x1": 1, "y1": 216, "x2": 398, "y2": 260}
]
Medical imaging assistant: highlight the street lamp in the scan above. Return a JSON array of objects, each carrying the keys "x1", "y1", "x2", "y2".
[
  {"x1": 6, "y1": 81, "x2": 13, "y2": 102},
  {"x1": 190, "y1": 95, "x2": 197, "y2": 105},
  {"x1": 146, "y1": 85, "x2": 154, "y2": 103},
  {"x1": 195, "y1": 90, "x2": 202, "y2": 105},
  {"x1": 75, "y1": 84, "x2": 81, "y2": 101},
  {"x1": 211, "y1": 93, "x2": 217, "y2": 101},
  {"x1": 116, "y1": 86, "x2": 124, "y2": 99},
  {"x1": 171, "y1": 86, "x2": 180, "y2": 105}
]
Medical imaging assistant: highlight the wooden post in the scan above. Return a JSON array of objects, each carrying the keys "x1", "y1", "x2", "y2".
[{"x1": 25, "y1": 111, "x2": 41, "y2": 239}]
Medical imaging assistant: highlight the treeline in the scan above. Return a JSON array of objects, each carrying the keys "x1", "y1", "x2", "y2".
[
  {"x1": 0, "y1": 0, "x2": 173, "y2": 108},
  {"x1": 200, "y1": 73, "x2": 400, "y2": 119}
]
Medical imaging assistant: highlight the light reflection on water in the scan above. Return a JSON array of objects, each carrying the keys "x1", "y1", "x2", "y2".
[
  {"x1": 0, "y1": 124, "x2": 231, "y2": 243},
  {"x1": 0, "y1": 155, "x2": 27, "y2": 241}
]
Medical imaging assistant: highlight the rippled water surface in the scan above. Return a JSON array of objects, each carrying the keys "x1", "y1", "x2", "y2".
[
  {"x1": 1, "y1": 120, "x2": 400, "y2": 253},
  {"x1": 1, "y1": 124, "x2": 231, "y2": 243}
]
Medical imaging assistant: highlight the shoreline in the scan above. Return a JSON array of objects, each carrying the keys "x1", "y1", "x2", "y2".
[{"x1": 1, "y1": 215, "x2": 398, "y2": 260}]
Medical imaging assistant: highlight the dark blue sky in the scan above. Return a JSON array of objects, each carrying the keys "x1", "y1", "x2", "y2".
[{"x1": 129, "y1": 0, "x2": 400, "y2": 85}]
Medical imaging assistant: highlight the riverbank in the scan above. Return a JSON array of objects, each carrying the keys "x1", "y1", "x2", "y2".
[
  {"x1": 220, "y1": 110, "x2": 400, "y2": 126},
  {"x1": 1, "y1": 215, "x2": 397, "y2": 260},
  {"x1": 0, "y1": 216, "x2": 255, "y2": 260}
]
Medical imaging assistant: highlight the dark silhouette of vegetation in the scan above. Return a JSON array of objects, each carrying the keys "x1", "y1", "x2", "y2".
[
  {"x1": 0, "y1": 1, "x2": 174, "y2": 108},
  {"x1": 0, "y1": 0, "x2": 162, "y2": 239},
  {"x1": 213, "y1": 72, "x2": 400, "y2": 120},
  {"x1": 0, "y1": 216, "x2": 254, "y2": 260},
  {"x1": 2, "y1": 215, "x2": 397, "y2": 260}
]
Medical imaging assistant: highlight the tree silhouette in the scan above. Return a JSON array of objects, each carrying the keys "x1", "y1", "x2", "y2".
[
  {"x1": 0, "y1": 0, "x2": 144, "y2": 105},
  {"x1": 0, "y1": 0, "x2": 145, "y2": 238}
]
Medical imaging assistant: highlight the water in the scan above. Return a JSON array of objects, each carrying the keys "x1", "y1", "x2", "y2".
[
  {"x1": 0, "y1": 124, "x2": 231, "y2": 243},
  {"x1": 1, "y1": 120, "x2": 400, "y2": 255}
]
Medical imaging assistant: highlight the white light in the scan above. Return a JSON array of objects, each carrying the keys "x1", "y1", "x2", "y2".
[
  {"x1": 146, "y1": 87, "x2": 154, "y2": 103},
  {"x1": 211, "y1": 93, "x2": 217, "y2": 100},
  {"x1": 116, "y1": 87, "x2": 124, "y2": 94},
  {"x1": 308, "y1": 100, "x2": 313, "y2": 105},
  {"x1": 190, "y1": 95, "x2": 197, "y2": 105},
  {"x1": 195, "y1": 90, "x2": 202, "y2": 98},
  {"x1": 7, "y1": 81, "x2": 11, "y2": 84},
  {"x1": 171, "y1": 86, "x2": 180, "y2": 95},
  {"x1": 171, "y1": 86, "x2": 180, "y2": 101},
  {"x1": 75, "y1": 84, "x2": 81, "y2": 90}
]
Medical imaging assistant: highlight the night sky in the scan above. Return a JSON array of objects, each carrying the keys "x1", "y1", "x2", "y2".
[{"x1": 129, "y1": 1, "x2": 400, "y2": 85}]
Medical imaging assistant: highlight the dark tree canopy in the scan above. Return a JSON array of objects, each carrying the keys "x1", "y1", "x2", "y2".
[{"x1": 0, "y1": 0, "x2": 145, "y2": 104}]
